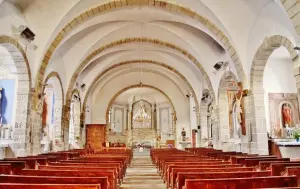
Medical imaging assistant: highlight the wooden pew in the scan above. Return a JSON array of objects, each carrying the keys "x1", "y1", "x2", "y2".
[
  {"x1": 0, "y1": 164, "x2": 12, "y2": 174},
  {"x1": 286, "y1": 166, "x2": 300, "y2": 186},
  {"x1": 20, "y1": 169, "x2": 115, "y2": 189},
  {"x1": 245, "y1": 158, "x2": 290, "y2": 167},
  {"x1": 259, "y1": 161, "x2": 296, "y2": 170},
  {"x1": 0, "y1": 161, "x2": 26, "y2": 174},
  {"x1": 271, "y1": 162, "x2": 300, "y2": 176},
  {"x1": 48, "y1": 162, "x2": 124, "y2": 178},
  {"x1": 0, "y1": 184, "x2": 101, "y2": 189},
  {"x1": 231, "y1": 155, "x2": 277, "y2": 165},
  {"x1": 37, "y1": 165, "x2": 120, "y2": 181},
  {"x1": 0, "y1": 175, "x2": 109, "y2": 189},
  {"x1": 183, "y1": 176, "x2": 298, "y2": 189},
  {"x1": 165, "y1": 164, "x2": 242, "y2": 184},
  {"x1": 162, "y1": 159, "x2": 225, "y2": 176},
  {"x1": 170, "y1": 167, "x2": 255, "y2": 189},
  {"x1": 176, "y1": 171, "x2": 271, "y2": 189}
]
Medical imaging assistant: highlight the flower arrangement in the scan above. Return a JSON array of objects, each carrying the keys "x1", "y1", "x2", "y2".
[{"x1": 293, "y1": 129, "x2": 300, "y2": 142}]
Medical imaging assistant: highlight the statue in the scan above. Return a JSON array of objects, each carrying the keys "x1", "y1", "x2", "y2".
[
  {"x1": 181, "y1": 128, "x2": 186, "y2": 141},
  {"x1": 42, "y1": 97, "x2": 48, "y2": 127},
  {"x1": 282, "y1": 103, "x2": 292, "y2": 128},
  {"x1": 232, "y1": 93, "x2": 242, "y2": 138},
  {"x1": 231, "y1": 82, "x2": 248, "y2": 137}
]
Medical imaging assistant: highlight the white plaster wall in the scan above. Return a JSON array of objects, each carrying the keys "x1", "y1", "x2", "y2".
[{"x1": 263, "y1": 47, "x2": 297, "y2": 134}]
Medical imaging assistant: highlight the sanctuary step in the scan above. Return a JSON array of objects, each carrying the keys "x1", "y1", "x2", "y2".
[{"x1": 120, "y1": 156, "x2": 165, "y2": 189}]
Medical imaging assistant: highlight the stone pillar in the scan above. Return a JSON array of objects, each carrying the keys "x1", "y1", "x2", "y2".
[
  {"x1": 241, "y1": 95, "x2": 252, "y2": 153},
  {"x1": 200, "y1": 103, "x2": 208, "y2": 147},
  {"x1": 123, "y1": 107, "x2": 127, "y2": 130},
  {"x1": 151, "y1": 104, "x2": 155, "y2": 129},
  {"x1": 53, "y1": 98, "x2": 63, "y2": 151},
  {"x1": 248, "y1": 91, "x2": 268, "y2": 155},
  {"x1": 30, "y1": 92, "x2": 44, "y2": 155},
  {"x1": 63, "y1": 104, "x2": 70, "y2": 150},
  {"x1": 195, "y1": 112, "x2": 201, "y2": 147},
  {"x1": 111, "y1": 105, "x2": 115, "y2": 131},
  {"x1": 189, "y1": 96, "x2": 197, "y2": 133},
  {"x1": 212, "y1": 104, "x2": 220, "y2": 150},
  {"x1": 156, "y1": 105, "x2": 160, "y2": 134},
  {"x1": 128, "y1": 105, "x2": 132, "y2": 131}
]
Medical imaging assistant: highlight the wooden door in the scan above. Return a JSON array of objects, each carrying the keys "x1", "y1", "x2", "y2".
[{"x1": 86, "y1": 124, "x2": 106, "y2": 149}]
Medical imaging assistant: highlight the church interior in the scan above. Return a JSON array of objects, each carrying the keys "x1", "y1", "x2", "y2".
[{"x1": 2, "y1": 0, "x2": 300, "y2": 188}]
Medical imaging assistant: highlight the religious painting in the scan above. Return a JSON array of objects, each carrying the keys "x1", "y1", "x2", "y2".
[
  {"x1": 227, "y1": 90, "x2": 237, "y2": 138},
  {"x1": 268, "y1": 93, "x2": 300, "y2": 138},
  {"x1": 132, "y1": 100, "x2": 152, "y2": 129}
]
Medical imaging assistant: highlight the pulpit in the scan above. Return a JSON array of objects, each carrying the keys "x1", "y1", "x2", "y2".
[{"x1": 179, "y1": 141, "x2": 191, "y2": 150}]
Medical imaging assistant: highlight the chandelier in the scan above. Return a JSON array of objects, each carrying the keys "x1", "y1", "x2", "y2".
[{"x1": 133, "y1": 102, "x2": 151, "y2": 123}]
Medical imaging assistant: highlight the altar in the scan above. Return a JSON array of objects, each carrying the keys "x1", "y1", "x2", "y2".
[{"x1": 271, "y1": 138, "x2": 300, "y2": 159}]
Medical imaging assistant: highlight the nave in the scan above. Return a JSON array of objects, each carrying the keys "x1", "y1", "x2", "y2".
[{"x1": 1, "y1": 147, "x2": 300, "y2": 188}]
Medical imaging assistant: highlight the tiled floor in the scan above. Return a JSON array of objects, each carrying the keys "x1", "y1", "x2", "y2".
[{"x1": 120, "y1": 155, "x2": 165, "y2": 189}]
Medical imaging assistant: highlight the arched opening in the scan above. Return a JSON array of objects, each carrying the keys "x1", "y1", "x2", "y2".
[
  {"x1": 250, "y1": 35, "x2": 298, "y2": 154},
  {"x1": 106, "y1": 86, "x2": 176, "y2": 150},
  {"x1": 263, "y1": 47, "x2": 297, "y2": 138},
  {"x1": 41, "y1": 73, "x2": 64, "y2": 152},
  {"x1": 68, "y1": 90, "x2": 81, "y2": 149},
  {"x1": 0, "y1": 36, "x2": 31, "y2": 158}
]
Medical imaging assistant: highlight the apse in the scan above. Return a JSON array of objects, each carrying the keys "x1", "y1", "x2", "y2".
[{"x1": 107, "y1": 87, "x2": 175, "y2": 148}]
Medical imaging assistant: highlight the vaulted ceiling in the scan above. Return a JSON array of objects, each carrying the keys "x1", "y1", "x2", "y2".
[{"x1": 0, "y1": 0, "x2": 298, "y2": 109}]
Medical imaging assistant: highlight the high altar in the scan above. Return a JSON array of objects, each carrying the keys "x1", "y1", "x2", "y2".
[{"x1": 107, "y1": 99, "x2": 176, "y2": 148}]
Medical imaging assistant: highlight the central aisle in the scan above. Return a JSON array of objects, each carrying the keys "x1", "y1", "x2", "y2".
[{"x1": 120, "y1": 155, "x2": 165, "y2": 189}]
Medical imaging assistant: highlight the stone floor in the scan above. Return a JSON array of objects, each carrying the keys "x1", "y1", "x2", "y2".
[{"x1": 120, "y1": 155, "x2": 165, "y2": 189}]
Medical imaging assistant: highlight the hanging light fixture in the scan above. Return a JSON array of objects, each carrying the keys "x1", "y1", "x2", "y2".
[{"x1": 133, "y1": 101, "x2": 151, "y2": 123}]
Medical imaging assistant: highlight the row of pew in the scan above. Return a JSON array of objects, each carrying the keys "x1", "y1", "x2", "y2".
[
  {"x1": 0, "y1": 148, "x2": 132, "y2": 189},
  {"x1": 151, "y1": 147, "x2": 300, "y2": 189}
]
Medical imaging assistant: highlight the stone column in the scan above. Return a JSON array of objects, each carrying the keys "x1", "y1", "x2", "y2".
[
  {"x1": 195, "y1": 112, "x2": 201, "y2": 147},
  {"x1": 156, "y1": 105, "x2": 160, "y2": 134},
  {"x1": 248, "y1": 91, "x2": 268, "y2": 155},
  {"x1": 151, "y1": 104, "x2": 155, "y2": 129},
  {"x1": 200, "y1": 103, "x2": 208, "y2": 147},
  {"x1": 123, "y1": 107, "x2": 127, "y2": 130},
  {"x1": 128, "y1": 105, "x2": 132, "y2": 131},
  {"x1": 212, "y1": 104, "x2": 220, "y2": 150},
  {"x1": 53, "y1": 98, "x2": 63, "y2": 151}
]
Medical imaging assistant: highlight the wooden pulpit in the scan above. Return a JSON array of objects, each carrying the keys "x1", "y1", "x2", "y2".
[{"x1": 86, "y1": 124, "x2": 106, "y2": 149}]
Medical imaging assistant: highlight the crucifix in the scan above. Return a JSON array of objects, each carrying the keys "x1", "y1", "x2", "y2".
[{"x1": 233, "y1": 82, "x2": 248, "y2": 136}]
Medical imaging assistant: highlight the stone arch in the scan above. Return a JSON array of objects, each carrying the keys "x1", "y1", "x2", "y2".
[
  {"x1": 0, "y1": 35, "x2": 32, "y2": 156},
  {"x1": 280, "y1": 0, "x2": 300, "y2": 35},
  {"x1": 81, "y1": 60, "x2": 199, "y2": 121},
  {"x1": 35, "y1": 0, "x2": 246, "y2": 105},
  {"x1": 218, "y1": 71, "x2": 239, "y2": 151},
  {"x1": 249, "y1": 35, "x2": 298, "y2": 154},
  {"x1": 105, "y1": 84, "x2": 177, "y2": 143},
  {"x1": 43, "y1": 72, "x2": 64, "y2": 151}
]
